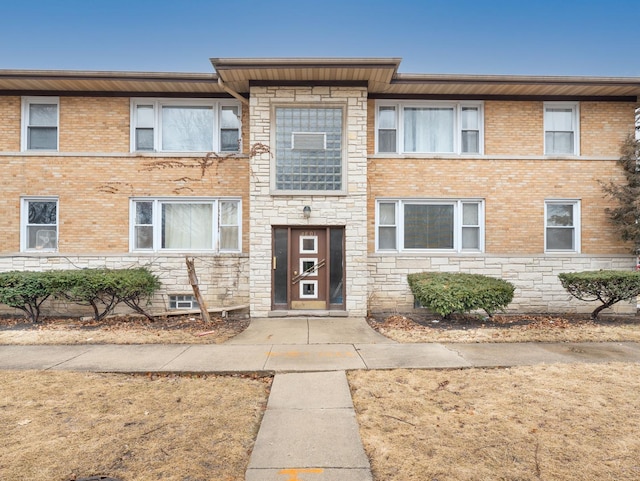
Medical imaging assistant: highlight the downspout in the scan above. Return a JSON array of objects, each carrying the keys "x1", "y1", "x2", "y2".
[{"x1": 218, "y1": 77, "x2": 249, "y2": 106}]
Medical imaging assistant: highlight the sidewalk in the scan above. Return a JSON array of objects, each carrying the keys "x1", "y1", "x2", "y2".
[{"x1": 2, "y1": 317, "x2": 639, "y2": 481}]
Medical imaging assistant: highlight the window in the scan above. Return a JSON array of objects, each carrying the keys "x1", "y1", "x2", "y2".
[
  {"x1": 376, "y1": 101, "x2": 483, "y2": 154},
  {"x1": 131, "y1": 99, "x2": 241, "y2": 153},
  {"x1": 21, "y1": 198, "x2": 58, "y2": 251},
  {"x1": 274, "y1": 107, "x2": 343, "y2": 191},
  {"x1": 169, "y1": 294, "x2": 199, "y2": 310},
  {"x1": 376, "y1": 199, "x2": 483, "y2": 252},
  {"x1": 545, "y1": 200, "x2": 580, "y2": 252},
  {"x1": 131, "y1": 198, "x2": 241, "y2": 252},
  {"x1": 22, "y1": 97, "x2": 59, "y2": 151},
  {"x1": 544, "y1": 102, "x2": 579, "y2": 155}
]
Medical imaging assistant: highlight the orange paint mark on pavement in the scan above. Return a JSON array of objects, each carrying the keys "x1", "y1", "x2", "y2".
[{"x1": 278, "y1": 467, "x2": 324, "y2": 480}]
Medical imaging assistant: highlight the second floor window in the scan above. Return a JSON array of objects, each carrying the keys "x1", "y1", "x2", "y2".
[
  {"x1": 376, "y1": 101, "x2": 483, "y2": 155},
  {"x1": 22, "y1": 97, "x2": 59, "y2": 151},
  {"x1": 274, "y1": 106, "x2": 344, "y2": 192},
  {"x1": 544, "y1": 102, "x2": 579, "y2": 155},
  {"x1": 131, "y1": 99, "x2": 241, "y2": 153}
]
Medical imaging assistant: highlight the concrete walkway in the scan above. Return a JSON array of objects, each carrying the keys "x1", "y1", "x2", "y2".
[{"x1": 2, "y1": 316, "x2": 640, "y2": 481}]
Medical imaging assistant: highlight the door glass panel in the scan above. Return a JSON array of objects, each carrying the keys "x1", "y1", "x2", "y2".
[
  {"x1": 300, "y1": 281, "x2": 318, "y2": 298},
  {"x1": 329, "y1": 228, "x2": 344, "y2": 305},
  {"x1": 273, "y1": 228, "x2": 288, "y2": 305},
  {"x1": 300, "y1": 236, "x2": 317, "y2": 253},
  {"x1": 301, "y1": 259, "x2": 318, "y2": 277}
]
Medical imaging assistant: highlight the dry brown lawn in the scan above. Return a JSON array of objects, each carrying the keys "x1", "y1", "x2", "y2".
[
  {"x1": 2, "y1": 313, "x2": 640, "y2": 480},
  {"x1": 0, "y1": 370, "x2": 270, "y2": 481},
  {"x1": 349, "y1": 363, "x2": 640, "y2": 481}
]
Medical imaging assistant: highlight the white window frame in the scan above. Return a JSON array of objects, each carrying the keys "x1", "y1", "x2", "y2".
[
  {"x1": 544, "y1": 102, "x2": 580, "y2": 156},
  {"x1": 129, "y1": 197, "x2": 241, "y2": 253},
  {"x1": 21, "y1": 96, "x2": 59, "y2": 152},
  {"x1": 544, "y1": 200, "x2": 581, "y2": 253},
  {"x1": 130, "y1": 99, "x2": 241, "y2": 153},
  {"x1": 168, "y1": 294, "x2": 200, "y2": 310},
  {"x1": 20, "y1": 197, "x2": 59, "y2": 252},
  {"x1": 375, "y1": 199, "x2": 484, "y2": 253},
  {"x1": 375, "y1": 100, "x2": 484, "y2": 155}
]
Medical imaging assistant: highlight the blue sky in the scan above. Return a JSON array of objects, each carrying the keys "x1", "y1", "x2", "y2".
[{"x1": 0, "y1": 0, "x2": 638, "y2": 77}]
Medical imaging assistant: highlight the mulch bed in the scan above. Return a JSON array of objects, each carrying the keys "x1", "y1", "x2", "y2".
[
  {"x1": 367, "y1": 311, "x2": 640, "y2": 332},
  {"x1": 0, "y1": 313, "x2": 250, "y2": 334}
]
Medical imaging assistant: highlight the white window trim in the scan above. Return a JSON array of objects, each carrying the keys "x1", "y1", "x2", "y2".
[
  {"x1": 544, "y1": 199, "x2": 581, "y2": 253},
  {"x1": 544, "y1": 102, "x2": 580, "y2": 156},
  {"x1": 129, "y1": 197, "x2": 242, "y2": 253},
  {"x1": 20, "y1": 196, "x2": 59, "y2": 252},
  {"x1": 21, "y1": 96, "x2": 59, "y2": 152},
  {"x1": 375, "y1": 100, "x2": 484, "y2": 155},
  {"x1": 130, "y1": 98, "x2": 242, "y2": 153},
  {"x1": 375, "y1": 199, "x2": 485, "y2": 253}
]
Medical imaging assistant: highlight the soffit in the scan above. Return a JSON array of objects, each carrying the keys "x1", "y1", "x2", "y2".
[
  {"x1": 0, "y1": 70, "x2": 224, "y2": 95},
  {"x1": 378, "y1": 74, "x2": 640, "y2": 99},
  {"x1": 0, "y1": 62, "x2": 638, "y2": 100},
  {"x1": 211, "y1": 57, "x2": 401, "y2": 92}
]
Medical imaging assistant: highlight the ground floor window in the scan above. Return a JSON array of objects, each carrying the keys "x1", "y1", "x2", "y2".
[
  {"x1": 21, "y1": 197, "x2": 58, "y2": 251},
  {"x1": 545, "y1": 200, "x2": 580, "y2": 252},
  {"x1": 131, "y1": 198, "x2": 241, "y2": 252},
  {"x1": 168, "y1": 294, "x2": 199, "y2": 310},
  {"x1": 376, "y1": 199, "x2": 484, "y2": 252}
]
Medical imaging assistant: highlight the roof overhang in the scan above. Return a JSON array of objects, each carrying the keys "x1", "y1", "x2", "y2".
[
  {"x1": 0, "y1": 70, "x2": 226, "y2": 96},
  {"x1": 0, "y1": 58, "x2": 638, "y2": 101},
  {"x1": 210, "y1": 57, "x2": 402, "y2": 93}
]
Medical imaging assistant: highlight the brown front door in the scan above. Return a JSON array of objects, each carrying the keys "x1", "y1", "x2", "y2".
[{"x1": 272, "y1": 226, "x2": 345, "y2": 311}]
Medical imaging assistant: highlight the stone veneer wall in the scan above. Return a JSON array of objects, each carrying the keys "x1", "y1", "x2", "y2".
[
  {"x1": 249, "y1": 86, "x2": 369, "y2": 317},
  {"x1": 0, "y1": 254, "x2": 249, "y2": 317},
  {"x1": 368, "y1": 254, "x2": 637, "y2": 315}
]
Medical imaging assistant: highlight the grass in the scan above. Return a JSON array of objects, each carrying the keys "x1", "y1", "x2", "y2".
[
  {"x1": 349, "y1": 363, "x2": 640, "y2": 481},
  {"x1": 1, "y1": 313, "x2": 639, "y2": 480},
  {"x1": 0, "y1": 371, "x2": 270, "y2": 481}
]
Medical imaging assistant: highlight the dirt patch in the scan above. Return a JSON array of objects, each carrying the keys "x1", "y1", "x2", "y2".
[
  {"x1": 0, "y1": 370, "x2": 270, "y2": 481},
  {"x1": 349, "y1": 363, "x2": 640, "y2": 481},
  {"x1": 0, "y1": 314, "x2": 249, "y2": 345},
  {"x1": 367, "y1": 312, "x2": 640, "y2": 343}
]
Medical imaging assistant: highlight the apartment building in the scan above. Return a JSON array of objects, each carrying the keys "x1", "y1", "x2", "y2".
[{"x1": 1, "y1": 58, "x2": 639, "y2": 317}]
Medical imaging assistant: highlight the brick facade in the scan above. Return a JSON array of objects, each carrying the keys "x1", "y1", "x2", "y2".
[{"x1": 0, "y1": 62, "x2": 638, "y2": 318}]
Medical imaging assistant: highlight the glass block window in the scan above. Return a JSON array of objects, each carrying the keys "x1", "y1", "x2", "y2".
[
  {"x1": 275, "y1": 107, "x2": 343, "y2": 191},
  {"x1": 169, "y1": 294, "x2": 199, "y2": 310}
]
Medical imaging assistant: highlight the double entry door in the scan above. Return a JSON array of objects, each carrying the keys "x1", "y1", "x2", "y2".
[{"x1": 272, "y1": 227, "x2": 345, "y2": 311}]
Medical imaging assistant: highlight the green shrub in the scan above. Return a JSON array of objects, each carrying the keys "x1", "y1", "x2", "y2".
[
  {"x1": 407, "y1": 272, "x2": 515, "y2": 319},
  {"x1": 0, "y1": 270, "x2": 62, "y2": 323},
  {"x1": 0, "y1": 267, "x2": 161, "y2": 322},
  {"x1": 60, "y1": 267, "x2": 161, "y2": 321},
  {"x1": 558, "y1": 270, "x2": 640, "y2": 319}
]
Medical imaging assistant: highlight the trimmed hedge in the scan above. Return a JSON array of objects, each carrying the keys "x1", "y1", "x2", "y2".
[
  {"x1": 0, "y1": 270, "x2": 61, "y2": 323},
  {"x1": 0, "y1": 267, "x2": 161, "y2": 322},
  {"x1": 408, "y1": 272, "x2": 515, "y2": 319},
  {"x1": 558, "y1": 270, "x2": 640, "y2": 319}
]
